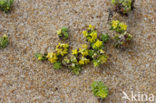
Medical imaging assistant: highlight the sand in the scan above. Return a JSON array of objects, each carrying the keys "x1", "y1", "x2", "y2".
[{"x1": 0, "y1": 0, "x2": 155, "y2": 102}]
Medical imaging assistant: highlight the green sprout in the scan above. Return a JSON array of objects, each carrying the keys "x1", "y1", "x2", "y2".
[
  {"x1": 57, "y1": 27, "x2": 69, "y2": 40},
  {"x1": 91, "y1": 81, "x2": 108, "y2": 99},
  {"x1": 112, "y1": 0, "x2": 134, "y2": 14},
  {"x1": 0, "y1": 34, "x2": 9, "y2": 48},
  {"x1": 0, "y1": 0, "x2": 14, "y2": 12}
]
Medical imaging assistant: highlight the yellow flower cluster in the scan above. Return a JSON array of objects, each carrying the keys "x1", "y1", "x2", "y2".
[
  {"x1": 88, "y1": 31, "x2": 97, "y2": 43},
  {"x1": 93, "y1": 40, "x2": 103, "y2": 49},
  {"x1": 82, "y1": 25, "x2": 97, "y2": 43},
  {"x1": 111, "y1": 20, "x2": 127, "y2": 32},
  {"x1": 111, "y1": 20, "x2": 119, "y2": 29},
  {"x1": 72, "y1": 49, "x2": 78, "y2": 55},
  {"x1": 79, "y1": 56, "x2": 90, "y2": 65},
  {"x1": 79, "y1": 48, "x2": 89, "y2": 57},
  {"x1": 56, "y1": 43, "x2": 69, "y2": 56},
  {"x1": 119, "y1": 22, "x2": 127, "y2": 31},
  {"x1": 47, "y1": 52, "x2": 58, "y2": 63}
]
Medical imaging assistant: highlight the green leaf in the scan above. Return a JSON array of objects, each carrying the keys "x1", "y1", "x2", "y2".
[
  {"x1": 61, "y1": 27, "x2": 68, "y2": 32},
  {"x1": 63, "y1": 32, "x2": 69, "y2": 39},
  {"x1": 53, "y1": 62, "x2": 62, "y2": 70}
]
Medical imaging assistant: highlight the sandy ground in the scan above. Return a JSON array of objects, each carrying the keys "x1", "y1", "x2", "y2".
[{"x1": 0, "y1": 0, "x2": 156, "y2": 103}]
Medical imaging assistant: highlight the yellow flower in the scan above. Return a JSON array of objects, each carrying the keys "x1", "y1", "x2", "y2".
[
  {"x1": 88, "y1": 24, "x2": 95, "y2": 30},
  {"x1": 57, "y1": 29, "x2": 62, "y2": 35},
  {"x1": 88, "y1": 31, "x2": 97, "y2": 43},
  {"x1": 72, "y1": 49, "x2": 78, "y2": 55},
  {"x1": 61, "y1": 49, "x2": 68, "y2": 56},
  {"x1": 82, "y1": 30, "x2": 88, "y2": 37},
  {"x1": 56, "y1": 43, "x2": 69, "y2": 56},
  {"x1": 93, "y1": 40, "x2": 103, "y2": 49},
  {"x1": 119, "y1": 22, "x2": 127, "y2": 31},
  {"x1": 112, "y1": 20, "x2": 119, "y2": 29},
  {"x1": 47, "y1": 52, "x2": 58, "y2": 63},
  {"x1": 79, "y1": 48, "x2": 88, "y2": 56},
  {"x1": 82, "y1": 44, "x2": 88, "y2": 49},
  {"x1": 56, "y1": 48, "x2": 62, "y2": 55},
  {"x1": 82, "y1": 50, "x2": 89, "y2": 56}
]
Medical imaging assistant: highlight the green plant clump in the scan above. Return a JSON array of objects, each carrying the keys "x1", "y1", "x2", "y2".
[
  {"x1": 91, "y1": 81, "x2": 108, "y2": 99},
  {"x1": 0, "y1": 0, "x2": 14, "y2": 12},
  {"x1": 0, "y1": 34, "x2": 9, "y2": 48},
  {"x1": 112, "y1": 0, "x2": 133, "y2": 14},
  {"x1": 57, "y1": 27, "x2": 69, "y2": 40}
]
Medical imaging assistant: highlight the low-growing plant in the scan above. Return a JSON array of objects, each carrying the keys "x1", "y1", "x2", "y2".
[
  {"x1": 57, "y1": 27, "x2": 69, "y2": 40},
  {"x1": 36, "y1": 25, "x2": 110, "y2": 75},
  {"x1": 0, "y1": 34, "x2": 9, "y2": 48},
  {"x1": 91, "y1": 81, "x2": 108, "y2": 99},
  {"x1": 0, "y1": 0, "x2": 14, "y2": 12},
  {"x1": 112, "y1": 0, "x2": 134, "y2": 15},
  {"x1": 110, "y1": 20, "x2": 133, "y2": 48}
]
